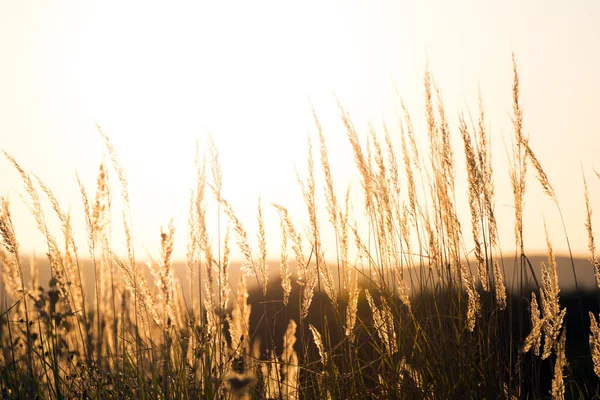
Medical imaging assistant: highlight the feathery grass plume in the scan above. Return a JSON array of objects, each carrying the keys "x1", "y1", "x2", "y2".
[
  {"x1": 476, "y1": 94, "x2": 499, "y2": 247},
  {"x1": 338, "y1": 100, "x2": 374, "y2": 218},
  {"x1": 218, "y1": 196, "x2": 259, "y2": 287},
  {"x1": 0, "y1": 196, "x2": 37, "y2": 378},
  {"x1": 394, "y1": 265, "x2": 411, "y2": 309},
  {"x1": 99, "y1": 127, "x2": 136, "y2": 261},
  {"x1": 459, "y1": 114, "x2": 488, "y2": 291},
  {"x1": 493, "y1": 260, "x2": 507, "y2": 310},
  {"x1": 98, "y1": 124, "x2": 129, "y2": 209},
  {"x1": 400, "y1": 204, "x2": 412, "y2": 259},
  {"x1": 208, "y1": 132, "x2": 223, "y2": 204},
  {"x1": 399, "y1": 114, "x2": 418, "y2": 225},
  {"x1": 35, "y1": 176, "x2": 88, "y2": 323},
  {"x1": 282, "y1": 319, "x2": 299, "y2": 400},
  {"x1": 459, "y1": 263, "x2": 481, "y2": 332},
  {"x1": 520, "y1": 134, "x2": 557, "y2": 202},
  {"x1": 583, "y1": 173, "x2": 600, "y2": 286},
  {"x1": 272, "y1": 204, "x2": 305, "y2": 281},
  {"x1": 228, "y1": 274, "x2": 251, "y2": 359},
  {"x1": 400, "y1": 99, "x2": 423, "y2": 175},
  {"x1": 309, "y1": 324, "x2": 328, "y2": 366},
  {"x1": 523, "y1": 292, "x2": 543, "y2": 356},
  {"x1": 278, "y1": 211, "x2": 292, "y2": 305},
  {"x1": 35, "y1": 175, "x2": 81, "y2": 257},
  {"x1": 0, "y1": 201, "x2": 23, "y2": 298},
  {"x1": 339, "y1": 186, "x2": 351, "y2": 290},
  {"x1": 272, "y1": 203, "x2": 316, "y2": 319},
  {"x1": 92, "y1": 161, "x2": 111, "y2": 238},
  {"x1": 4, "y1": 152, "x2": 71, "y2": 307},
  {"x1": 383, "y1": 122, "x2": 400, "y2": 198},
  {"x1": 220, "y1": 226, "x2": 231, "y2": 311},
  {"x1": 369, "y1": 123, "x2": 395, "y2": 275},
  {"x1": 344, "y1": 271, "x2": 359, "y2": 343},
  {"x1": 297, "y1": 136, "x2": 337, "y2": 306},
  {"x1": 365, "y1": 289, "x2": 398, "y2": 354},
  {"x1": 314, "y1": 106, "x2": 339, "y2": 231},
  {"x1": 424, "y1": 66, "x2": 439, "y2": 167},
  {"x1": 114, "y1": 256, "x2": 159, "y2": 329},
  {"x1": 434, "y1": 81, "x2": 455, "y2": 192},
  {"x1": 186, "y1": 189, "x2": 198, "y2": 313},
  {"x1": 194, "y1": 147, "x2": 217, "y2": 308},
  {"x1": 159, "y1": 219, "x2": 176, "y2": 326},
  {"x1": 509, "y1": 54, "x2": 528, "y2": 255},
  {"x1": 540, "y1": 226, "x2": 566, "y2": 360},
  {"x1": 76, "y1": 173, "x2": 95, "y2": 255},
  {"x1": 551, "y1": 329, "x2": 567, "y2": 400},
  {"x1": 589, "y1": 312, "x2": 600, "y2": 378},
  {"x1": 428, "y1": 74, "x2": 461, "y2": 267},
  {"x1": 256, "y1": 197, "x2": 268, "y2": 296},
  {"x1": 61, "y1": 212, "x2": 84, "y2": 311}
]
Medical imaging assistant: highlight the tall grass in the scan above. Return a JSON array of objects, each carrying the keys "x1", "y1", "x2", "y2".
[{"x1": 1, "y1": 56, "x2": 600, "y2": 399}]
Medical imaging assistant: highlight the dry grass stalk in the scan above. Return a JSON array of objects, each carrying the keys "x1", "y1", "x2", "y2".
[
  {"x1": 92, "y1": 161, "x2": 111, "y2": 238},
  {"x1": 589, "y1": 312, "x2": 600, "y2": 379},
  {"x1": 540, "y1": 228, "x2": 566, "y2": 360},
  {"x1": 434, "y1": 82, "x2": 455, "y2": 192},
  {"x1": 523, "y1": 293, "x2": 543, "y2": 356},
  {"x1": 344, "y1": 272, "x2": 360, "y2": 343},
  {"x1": 338, "y1": 100, "x2": 374, "y2": 218},
  {"x1": 186, "y1": 189, "x2": 198, "y2": 313},
  {"x1": 278, "y1": 212, "x2": 292, "y2": 305},
  {"x1": 522, "y1": 138, "x2": 556, "y2": 202},
  {"x1": 297, "y1": 136, "x2": 337, "y2": 307},
  {"x1": 218, "y1": 196, "x2": 258, "y2": 288},
  {"x1": 159, "y1": 219, "x2": 176, "y2": 326},
  {"x1": 493, "y1": 260, "x2": 507, "y2": 310},
  {"x1": 256, "y1": 197, "x2": 268, "y2": 296},
  {"x1": 4, "y1": 152, "x2": 70, "y2": 308},
  {"x1": 314, "y1": 107, "x2": 339, "y2": 231},
  {"x1": 114, "y1": 256, "x2": 159, "y2": 329},
  {"x1": 98, "y1": 124, "x2": 129, "y2": 209},
  {"x1": 583, "y1": 173, "x2": 600, "y2": 286},
  {"x1": 220, "y1": 226, "x2": 231, "y2": 311},
  {"x1": 194, "y1": 148, "x2": 217, "y2": 309},
  {"x1": 282, "y1": 319, "x2": 299, "y2": 400},
  {"x1": 509, "y1": 55, "x2": 528, "y2": 255},
  {"x1": 272, "y1": 203, "x2": 316, "y2": 319},
  {"x1": 399, "y1": 117, "x2": 418, "y2": 227},
  {"x1": 228, "y1": 274, "x2": 251, "y2": 359},
  {"x1": 459, "y1": 263, "x2": 480, "y2": 332},
  {"x1": 0, "y1": 200, "x2": 24, "y2": 298},
  {"x1": 365, "y1": 289, "x2": 398, "y2": 355},
  {"x1": 476, "y1": 96, "x2": 499, "y2": 248},
  {"x1": 551, "y1": 329, "x2": 567, "y2": 400},
  {"x1": 309, "y1": 324, "x2": 328, "y2": 366},
  {"x1": 459, "y1": 115, "x2": 488, "y2": 291},
  {"x1": 339, "y1": 186, "x2": 351, "y2": 291}
]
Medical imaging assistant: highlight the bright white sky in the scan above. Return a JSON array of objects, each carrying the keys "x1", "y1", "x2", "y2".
[{"x1": 0, "y1": 0, "x2": 599, "y2": 261}]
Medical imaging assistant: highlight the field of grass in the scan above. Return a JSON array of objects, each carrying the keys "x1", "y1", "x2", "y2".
[{"x1": 1, "y1": 56, "x2": 600, "y2": 399}]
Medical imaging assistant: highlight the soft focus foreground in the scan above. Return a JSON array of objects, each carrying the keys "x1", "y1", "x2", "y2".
[{"x1": 1, "y1": 58, "x2": 600, "y2": 399}]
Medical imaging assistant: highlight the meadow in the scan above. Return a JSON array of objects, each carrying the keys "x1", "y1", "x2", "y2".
[{"x1": 1, "y1": 57, "x2": 600, "y2": 399}]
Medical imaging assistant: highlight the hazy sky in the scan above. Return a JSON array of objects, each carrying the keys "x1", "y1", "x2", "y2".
[{"x1": 1, "y1": 0, "x2": 599, "y2": 261}]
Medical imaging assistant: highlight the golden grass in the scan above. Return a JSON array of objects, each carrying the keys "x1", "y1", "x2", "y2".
[{"x1": 1, "y1": 56, "x2": 600, "y2": 399}]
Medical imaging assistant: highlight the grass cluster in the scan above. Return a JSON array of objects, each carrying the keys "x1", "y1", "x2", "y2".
[{"x1": 1, "y1": 56, "x2": 600, "y2": 399}]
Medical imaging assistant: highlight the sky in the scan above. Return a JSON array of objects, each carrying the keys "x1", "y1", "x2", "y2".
[{"x1": 0, "y1": 0, "x2": 599, "y2": 262}]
